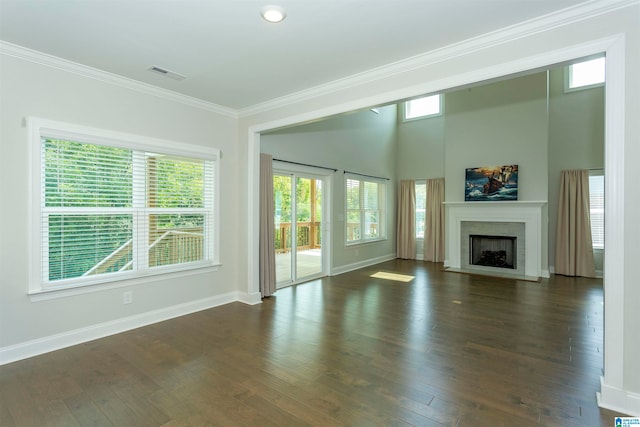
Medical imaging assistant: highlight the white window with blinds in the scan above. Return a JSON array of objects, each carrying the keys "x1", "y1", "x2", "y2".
[
  {"x1": 415, "y1": 180, "x2": 426, "y2": 239},
  {"x1": 345, "y1": 174, "x2": 386, "y2": 244},
  {"x1": 589, "y1": 171, "x2": 604, "y2": 250},
  {"x1": 29, "y1": 118, "x2": 219, "y2": 294}
]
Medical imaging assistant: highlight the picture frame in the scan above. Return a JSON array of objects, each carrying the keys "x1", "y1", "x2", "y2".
[{"x1": 465, "y1": 165, "x2": 518, "y2": 201}]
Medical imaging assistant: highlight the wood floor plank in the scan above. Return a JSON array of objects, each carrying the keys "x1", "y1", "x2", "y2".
[
  {"x1": 63, "y1": 392, "x2": 115, "y2": 427},
  {"x1": 0, "y1": 260, "x2": 625, "y2": 426}
]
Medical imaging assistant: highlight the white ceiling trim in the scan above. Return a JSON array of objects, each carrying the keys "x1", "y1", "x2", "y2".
[
  {"x1": 1, "y1": 0, "x2": 636, "y2": 119},
  {"x1": 238, "y1": 0, "x2": 638, "y2": 118},
  {"x1": 0, "y1": 41, "x2": 238, "y2": 119}
]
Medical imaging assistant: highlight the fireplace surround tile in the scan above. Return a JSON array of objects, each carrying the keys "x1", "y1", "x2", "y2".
[{"x1": 444, "y1": 201, "x2": 546, "y2": 279}]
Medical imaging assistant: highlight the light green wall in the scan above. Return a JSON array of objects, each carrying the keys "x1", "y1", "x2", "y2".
[
  {"x1": 396, "y1": 110, "x2": 445, "y2": 180},
  {"x1": 444, "y1": 73, "x2": 549, "y2": 202},
  {"x1": 547, "y1": 66, "x2": 605, "y2": 273}
]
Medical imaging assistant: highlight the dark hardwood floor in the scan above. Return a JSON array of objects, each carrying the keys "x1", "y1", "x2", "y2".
[{"x1": 0, "y1": 260, "x2": 622, "y2": 426}]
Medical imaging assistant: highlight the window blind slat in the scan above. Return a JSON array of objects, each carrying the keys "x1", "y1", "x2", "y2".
[{"x1": 589, "y1": 174, "x2": 605, "y2": 249}]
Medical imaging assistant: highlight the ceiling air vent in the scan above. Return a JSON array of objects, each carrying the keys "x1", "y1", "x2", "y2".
[{"x1": 148, "y1": 66, "x2": 186, "y2": 81}]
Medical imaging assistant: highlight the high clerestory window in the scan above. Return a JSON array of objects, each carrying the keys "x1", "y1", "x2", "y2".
[
  {"x1": 403, "y1": 94, "x2": 442, "y2": 121},
  {"x1": 565, "y1": 57, "x2": 605, "y2": 92},
  {"x1": 29, "y1": 118, "x2": 219, "y2": 294}
]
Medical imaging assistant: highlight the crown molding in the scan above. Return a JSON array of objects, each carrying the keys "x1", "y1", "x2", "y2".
[
  {"x1": 0, "y1": 41, "x2": 238, "y2": 119},
  {"x1": 238, "y1": 0, "x2": 639, "y2": 118},
  {"x1": 1, "y1": 0, "x2": 636, "y2": 119}
]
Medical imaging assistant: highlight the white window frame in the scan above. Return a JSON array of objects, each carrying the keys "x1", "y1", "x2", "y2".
[
  {"x1": 564, "y1": 56, "x2": 605, "y2": 92},
  {"x1": 345, "y1": 174, "x2": 387, "y2": 245},
  {"x1": 403, "y1": 94, "x2": 443, "y2": 122},
  {"x1": 28, "y1": 118, "x2": 220, "y2": 296}
]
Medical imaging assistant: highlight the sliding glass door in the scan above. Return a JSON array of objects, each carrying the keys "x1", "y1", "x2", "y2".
[{"x1": 273, "y1": 171, "x2": 325, "y2": 287}]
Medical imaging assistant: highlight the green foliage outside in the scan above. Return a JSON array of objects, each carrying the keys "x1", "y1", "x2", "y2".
[
  {"x1": 43, "y1": 138, "x2": 206, "y2": 281},
  {"x1": 273, "y1": 175, "x2": 322, "y2": 250},
  {"x1": 273, "y1": 175, "x2": 322, "y2": 223}
]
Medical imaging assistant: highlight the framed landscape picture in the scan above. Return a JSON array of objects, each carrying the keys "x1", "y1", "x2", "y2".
[{"x1": 465, "y1": 165, "x2": 518, "y2": 201}]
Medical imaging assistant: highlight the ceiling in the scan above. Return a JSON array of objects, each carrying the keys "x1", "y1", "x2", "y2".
[{"x1": 0, "y1": 0, "x2": 592, "y2": 111}]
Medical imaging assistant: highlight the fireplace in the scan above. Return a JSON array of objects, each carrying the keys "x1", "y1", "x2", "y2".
[
  {"x1": 444, "y1": 201, "x2": 547, "y2": 279},
  {"x1": 460, "y1": 221, "x2": 525, "y2": 276},
  {"x1": 470, "y1": 235, "x2": 517, "y2": 269}
]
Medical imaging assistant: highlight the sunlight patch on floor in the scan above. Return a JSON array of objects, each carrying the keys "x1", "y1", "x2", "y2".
[{"x1": 370, "y1": 271, "x2": 415, "y2": 282}]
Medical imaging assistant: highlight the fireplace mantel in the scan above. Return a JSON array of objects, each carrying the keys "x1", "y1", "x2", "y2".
[
  {"x1": 444, "y1": 201, "x2": 547, "y2": 279},
  {"x1": 444, "y1": 201, "x2": 547, "y2": 208}
]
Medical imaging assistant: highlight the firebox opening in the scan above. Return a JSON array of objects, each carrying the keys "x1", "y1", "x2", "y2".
[{"x1": 470, "y1": 235, "x2": 517, "y2": 269}]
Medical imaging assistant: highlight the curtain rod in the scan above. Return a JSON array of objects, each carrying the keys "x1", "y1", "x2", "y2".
[
  {"x1": 273, "y1": 158, "x2": 337, "y2": 172},
  {"x1": 344, "y1": 170, "x2": 390, "y2": 181}
]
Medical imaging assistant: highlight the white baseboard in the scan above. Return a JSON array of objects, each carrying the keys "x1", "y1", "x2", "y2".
[
  {"x1": 237, "y1": 291, "x2": 263, "y2": 305},
  {"x1": 549, "y1": 265, "x2": 603, "y2": 279},
  {"x1": 330, "y1": 253, "x2": 396, "y2": 276},
  {"x1": 0, "y1": 292, "x2": 238, "y2": 366},
  {"x1": 598, "y1": 377, "x2": 640, "y2": 416}
]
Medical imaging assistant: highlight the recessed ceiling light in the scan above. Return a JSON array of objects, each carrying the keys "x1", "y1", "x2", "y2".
[{"x1": 261, "y1": 5, "x2": 286, "y2": 23}]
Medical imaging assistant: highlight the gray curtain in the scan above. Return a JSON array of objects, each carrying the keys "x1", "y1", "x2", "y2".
[
  {"x1": 259, "y1": 153, "x2": 276, "y2": 297},
  {"x1": 554, "y1": 170, "x2": 596, "y2": 278},
  {"x1": 424, "y1": 178, "x2": 445, "y2": 262},
  {"x1": 397, "y1": 180, "x2": 416, "y2": 259}
]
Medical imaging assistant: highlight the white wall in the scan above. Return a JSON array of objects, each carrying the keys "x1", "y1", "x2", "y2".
[
  {"x1": 0, "y1": 55, "x2": 240, "y2": 360},
  {"x1": 261, "y1": 105, "x2": 398, "y2": 271},
  {"x1": 238, "y1": 4, "x2": 640, "y2": 415}
]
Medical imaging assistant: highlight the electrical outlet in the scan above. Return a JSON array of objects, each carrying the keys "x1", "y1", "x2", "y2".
[{"x1": 123, "y1": 290, "x2": 133, "y2": 305}]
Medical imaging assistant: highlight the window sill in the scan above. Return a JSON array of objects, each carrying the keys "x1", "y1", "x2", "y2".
[
  {"x1": 346, "y1": 238, "x2": 388, "y2": 247},
  {"x1": 29, "y1": 264, "x2": 221, "y2": 302}
]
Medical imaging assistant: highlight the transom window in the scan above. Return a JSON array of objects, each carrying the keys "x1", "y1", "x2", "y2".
[
  {"x1": 566, "y1": 57, "x2": 605, "y2": 91},
  {"x1": 345, "y1": 175, "x2": 386, "y2": 244},
  {"x1": 403, "y1": 94, "x2": 442, "y2": 121},
  {"x1": 30, "y1": 118, "x2": 219, "y2": 293}
]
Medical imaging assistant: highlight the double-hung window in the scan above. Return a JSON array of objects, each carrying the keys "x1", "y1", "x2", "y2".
[
  {"x1": 345, "y1": 175, "x2": 386, "y2": 244},
  {"x1": 30, "y1": 118, "x2": 219, "y2": 293}
]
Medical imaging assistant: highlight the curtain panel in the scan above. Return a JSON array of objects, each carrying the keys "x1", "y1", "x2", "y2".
[
  {"x1": 424, "y1": 178, "x2": 445, "y2": 262},
  {"x1": 554, "y1": 169, "x2": 596, "y2": 278},
  {"x1": 259, "y1": 153, "x2": 277, "y2": 297},
  {"x1": 397, "y1": 180, "x2": 416, "y2": 259}
]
